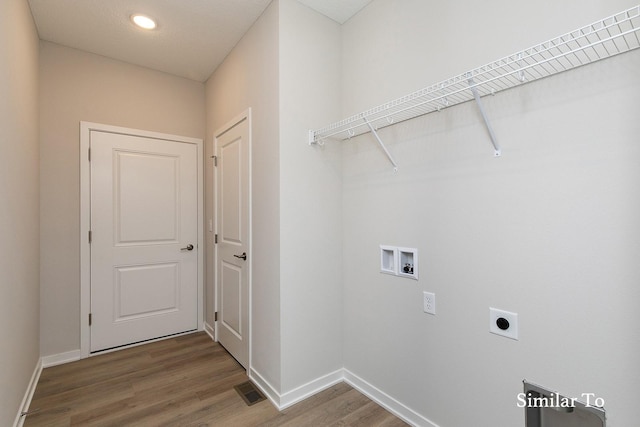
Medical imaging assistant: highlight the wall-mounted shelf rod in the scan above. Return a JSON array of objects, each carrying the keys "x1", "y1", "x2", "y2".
[{"x1": 309, "y1": 5, "x2": 640, "y2": 168}]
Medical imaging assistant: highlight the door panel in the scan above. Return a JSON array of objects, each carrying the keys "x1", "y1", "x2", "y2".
[
  {"x1": 216, "y1": 116, "x2": 250, "y2": 368},
  {"x1": 90, "y1": 131, "x2": 198, "y2": 352},
  {"x1": 115, "y1": 151, "x2": 179, "y2": 244},
  {"x1": 221, "y1": 137, "x2": 242, "y2": 244},
  {"x1": 221, "y1": 261, "x2": 242, "y2": 337},
  {"x1": 115, "y1": 263, "x2": 179, "y2": 319}
]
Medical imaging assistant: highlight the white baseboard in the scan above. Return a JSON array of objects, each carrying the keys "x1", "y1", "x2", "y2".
[
  {"x1": 249, "y1": 367, "x2": 282, "y2": 408},
  {"x1": 250, "y1": 367, "x2": 344, "y2": 411},
  {"x1": 13, "y1": 358, "x2": 42, "y2": 427},
  {"x1": 42, "y1": 349, "x2": 81, "y2": 368},
  {"x1": 251, "y1": 367, "x2": 435, "y2": 426},
  {"x1": 203, "y1": 321, "x2": 215, "y2": 341},
  {"x1": 343, "y1": 369, "x2": 439, "y2": 427},
  {"x1": 279, "y1": 368, "x2": 344, "y2": 410}
]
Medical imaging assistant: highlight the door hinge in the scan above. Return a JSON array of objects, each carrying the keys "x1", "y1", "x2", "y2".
[
  {"x1": 88, "y1": 147, "x2": 91, "y2": 161},
  {"x1": 89, "y1": 313, "x2": 92, "y2": 326},
  {"x1": 88, "y1": 230, "x2": 92, "y2": 243},
  {"x1": 214, "y1": 234, "x2": 218, "y2": 244},
  {"x1": 211, "y1": 155, "x2": 217, "y2": 167},
  {"x1": 214, "y1": 312, "x2": 218, "y2": 322}
]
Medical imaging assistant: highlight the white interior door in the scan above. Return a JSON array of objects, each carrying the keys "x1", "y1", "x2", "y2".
[
  {"x1": 216, "y1": 115, "x2": 250, "y2": 368},
  {"x1": 90, "y1": 130, "x2": 199, "y2": 352}
]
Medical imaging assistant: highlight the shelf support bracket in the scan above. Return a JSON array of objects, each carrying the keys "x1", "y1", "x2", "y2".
[
  {"x1": 467, "y1": 76, "x2": 501, "y2": 157},
  {"x1": 362, "y1": 116, "x2": 398, "y2": 172}
]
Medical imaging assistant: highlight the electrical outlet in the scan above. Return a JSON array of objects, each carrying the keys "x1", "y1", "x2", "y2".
[
  {"x1": 489, "y1": 307, "x2": 518, "y2": 340},
  {"x1": 423, "y1": 291, "x2": 436, "y2": 315}
]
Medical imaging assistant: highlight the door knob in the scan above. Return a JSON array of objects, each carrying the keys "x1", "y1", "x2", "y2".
[
  {"x1": 181, "y1": 244, "x2": 194, "y2": 251},
  {"x1": 233, "y1": 252, "x2": 247, "y2": 261}
]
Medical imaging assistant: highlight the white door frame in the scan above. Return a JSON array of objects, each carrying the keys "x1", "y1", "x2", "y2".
[
  {"x1": 80, "y1": 121, "x2": 204, "y2": 358},
  {"x1": 213, "y1": 109, "x2": 252, "y2": 370}
]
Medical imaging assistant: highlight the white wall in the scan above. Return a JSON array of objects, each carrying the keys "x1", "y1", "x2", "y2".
[
  {"x1": 0, "y1": 0, "x2": 40, "y2": 424},
  {"x1": 39, "y1": 42, "x2": 205, "y2": 357},
  {"x1": 278, "y1": 0, "x2": 343, "y2": 394},
  {"x1": 341, "y1": 1, "x2": 640, "y2": 426},
  {"x1": 206, "y1": 0, "x2": 344, "y2": 401},
  {"x1": 205, "y1": 1, "x2": 282, "y2": 393}
]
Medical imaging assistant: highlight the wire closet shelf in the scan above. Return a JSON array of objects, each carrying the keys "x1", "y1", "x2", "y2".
[{"x1": 309, "y1": 5, "x2": 640, "y2": 163}]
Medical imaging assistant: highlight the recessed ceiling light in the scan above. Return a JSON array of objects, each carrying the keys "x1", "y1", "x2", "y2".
[{"x1": 131, "y1": 14, "x2": 157, "y2": 30}]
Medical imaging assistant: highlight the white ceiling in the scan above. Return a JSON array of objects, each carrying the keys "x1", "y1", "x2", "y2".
[
  {"x1": 297, "y1": 0, "x2": 372, "y2": 24},
  {"x1": 28, "y1": 0, "x2": 373, "y2": 82}
]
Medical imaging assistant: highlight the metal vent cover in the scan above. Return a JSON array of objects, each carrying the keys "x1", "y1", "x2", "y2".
[{"x1": 234, "y1": 381, "x2": 266, "y2": 406}]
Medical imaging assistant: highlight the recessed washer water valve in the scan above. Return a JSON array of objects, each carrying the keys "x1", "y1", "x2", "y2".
[{"x1": 398, "y1": 247, "x2": 418, "y2": 279}]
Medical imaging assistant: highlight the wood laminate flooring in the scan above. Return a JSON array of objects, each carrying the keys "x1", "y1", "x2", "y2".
[{"x1": 24, "y1": 332, "x2": 408, "y2": 426}]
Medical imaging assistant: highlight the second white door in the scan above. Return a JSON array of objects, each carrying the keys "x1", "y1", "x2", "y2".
[{"x1": 216, "y1": 115, "x2": 250, "y2": 368}]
